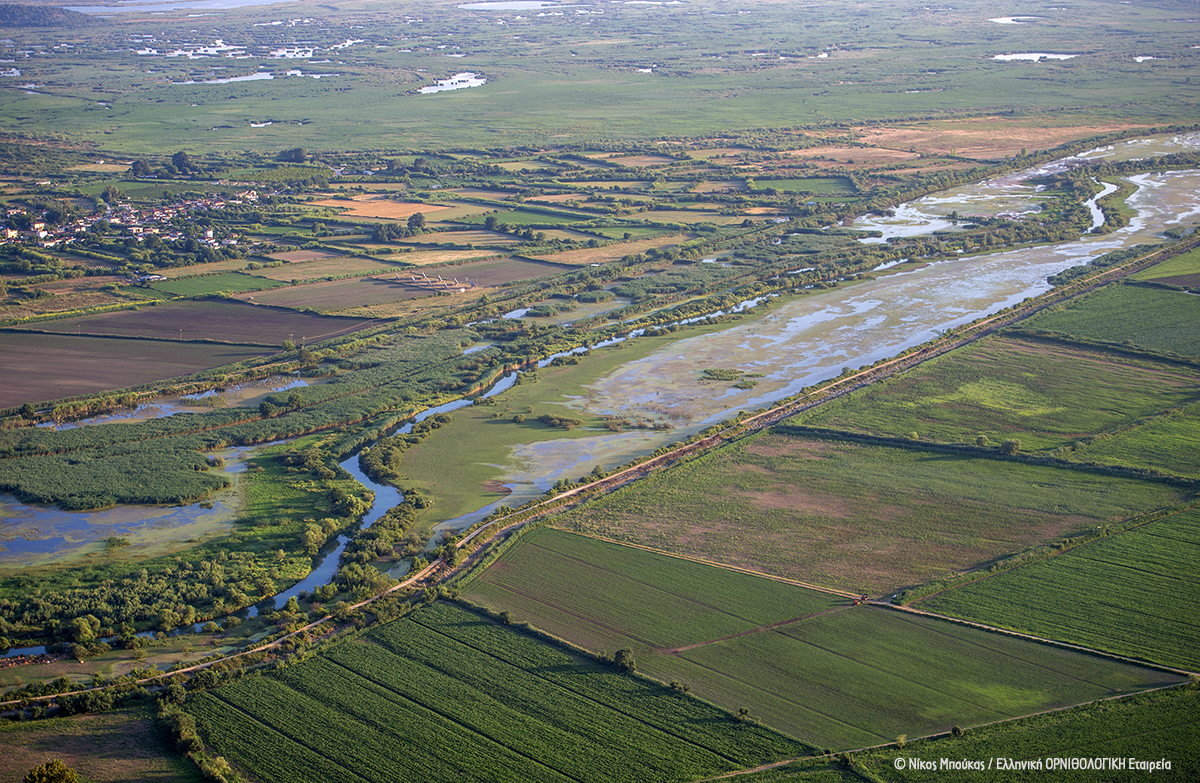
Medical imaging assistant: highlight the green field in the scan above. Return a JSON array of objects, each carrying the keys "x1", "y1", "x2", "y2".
[
  {"x1": 188, "y1": 602, "x2": 808, "y2": 782},
  {"x1": 919, "y1": 507, "x2": 1200, "y2": 671},
  {"x1": 853, "y1": 686, "x2": 1200, "y2": 782},
  {"x1": 794, "y1": 337, "x2": 1200, "y2": 453},
  {"x1": 754, "y1": 177, "x2": 856, "y2": 194},
  {"x1": 1024, "y1": 284, "x2": 1200, "y2": 359},
  {"x1": 1131, "y1": 246, "x2": 1200, "y2": 288},
  {"x1": 1067, "y1": 401, "x2": 1200, "y2": 477},
  {"x1": 151, "y1": 272, "x2": 286, "y2": 297},
  {"x1": 463, "y1": 529, "x2": 1184, "y2": 749},
  {"x1": 558, "y1": 431, "x2": 1187, "y2": 594}
]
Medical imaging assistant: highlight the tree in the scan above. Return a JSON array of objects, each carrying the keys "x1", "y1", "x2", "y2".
[
  {"x1": 171, "y1": 151, "x2": 195, "y2": 174},
  {"x1": 1000, "y1": 439, "x2": 1021, "y2": 455},
  {"x1": 613, "y1": 648, "x2": 636, "y2": 672},
  {"x1": 130, "y1": 160, "x2": 151, "y2": 178},
  {"x1": 407, "y1": 212, "x2": 426, "y2": 230},
  {"x1": 277, "y1": 147, "x2": 307, "y2": 163},
  {"x1": 23, "y1": 760, "x2": 80, "y2": 783}
]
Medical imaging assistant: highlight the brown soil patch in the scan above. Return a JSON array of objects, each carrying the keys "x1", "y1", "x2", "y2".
[
  {"x1": 526, "y1": 193, "x2": 587, "y2": 204},
  {"x1": 783, "y1": 146, "x2": 920, "y2": 163},
  {"x1": 744, "y1": 436, "x2": 844, "y2": 458},
  {"x1": 312, "y1": 197, "x2": 452, "y2": 220},
  {"x1": 399, "y1": 230, "x2": 520, "y2": 246},
  {"x1": 857, "y1": 119, "x2": 1153, "y2": 160},
  {"x1": 1147, "y1": 273, "x2": 1200, "y2": 289},
  {"x1": 266, "y1": 248, "x2": 343, "y2": 263},
  {"x1": 530, "y1": 235, "x2": 687, "y2": 266},
  {"x1": 692, "y1": 180, "x2": 747, "y2": 193}
]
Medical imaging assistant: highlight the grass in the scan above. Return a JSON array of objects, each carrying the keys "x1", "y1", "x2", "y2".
[
  {"x1": 463, "y1": 529, "x2": 1184, "y2": 749},
  {"x1": 1023, "y1": 284, "x2": 1200, "y2": 359},
  {"x1": 793, "y1": 337, "x2": 1200, "y2": 453},
  {"x1": 919, "y1": 507, "x2": 1200, "y2": 671},
  {"x1": 188, "y1": 601, "x2": 809, "y2": 782},
  {"x1": 1130, "y1": 245, "x2": 1200, "y2": 286},
  {"x1": 1066, "y1": 401, "x2": 1200, "y2": 477},
  {"x1": 557, "y1": 430, "x2": 1188, "y2": 594},
  {"x1": 853, "y1": 686, "x2": 1200, "y2": 782},
  {"x1": 0, "y1": 702, "x2": 205, "y2": 783},
  {"x1": 754, "y1": 177, "x2": 856, "y2": 194},
  {"x1": 397, "y1": 323, "x2": 752, "y2": 526},
  {"x1": 150, "y1": 272, "x2": 286, "y2": 297}
]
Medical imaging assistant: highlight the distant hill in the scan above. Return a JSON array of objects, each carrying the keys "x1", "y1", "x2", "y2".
[{"x1": 0, "y1": 4, "x2": 96, "y2": 27}]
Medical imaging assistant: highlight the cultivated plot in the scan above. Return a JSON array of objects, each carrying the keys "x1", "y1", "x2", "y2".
[
  {"x1": 188, "y1": 602, "x2": 807, "y2": 783},
  {"x1": 464, "y1": 530, "x2": 1183, "y2": 749},
  {"x1": 0, "y1": 332, "x2": 270, "y2": 408},
  {"x1": 920, "y1": 507, "x2": 1200, "y2": 671},
  {"x1": 1025, "y1": 284, "x2": 1200, "y2": 359},
  {"x1": 19, "y1": 299, "x2": 377, "y2": 346}
]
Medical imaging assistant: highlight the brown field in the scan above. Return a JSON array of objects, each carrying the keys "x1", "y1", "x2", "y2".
[
  {"x1": 24, "y1": 299, "x2": 378, "y2": 345},
  {"x1": 529, "y1": 235, "x2": 688, "y2": 266},
  {"x1": 0, "y1": 331, "x2": 271, "y2": 407},
  {"x1": 378, "y1": 248, "x2": 501, "y2": 266},
  {"x1": 233, "y1": 276, "x2": 430, "y2": 310},
  {"x1": 265, "y1": 248, "x2": 344, "y2": 263},
  {"x1": 526, "y1": 193, "x2": 587, "y2": 204},
  {"x1": 0, "y1": 706, "x2": 203, "y2": 783},
  {"x1": 252, "y1": 256, "x2": 407, "y2": 282},
  {"x1": 1144, "y1": 273, "x2": 1200, "y2": 289},
  {"x1": 858, "y1": 118, "x2": 1151, "y2": 160},
  {"x1": 1, "y1": 287, "x2": 142, "y2": 319},
  {"x1": 628, "y1": 210, "x2": 742, "y2": 225},
  {"x1": 310, "y1": 197, "x2": 453, "y2": 220},
  {"x1": 558, "y1": 180, "x2": 651, "y2": 190},
  {"x1": 692, "y1": 179, "x2": 747, "y2": 193},
  {"x1": 450, "y1": 187, "x2": 519, "y2": 199},
  {"x1": 783, "y1": 145, "x2": 921, "y2": 163},
  {"x1": 687, "y1": 148, "x2": 746, "y2": 160},
  {"x1": 585, "y1": 153, "x2": 677, "y2": 167},
  {"x1": 397, "y1": 229, "x2": 520, "y2": 246},
  {"x1": 536, "y1": 228, "x2": 601, "y2": 242}
]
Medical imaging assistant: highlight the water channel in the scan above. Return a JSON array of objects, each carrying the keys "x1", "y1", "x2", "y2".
[{"x1": 4, "y1": 134, "x2": 1199, "y2": 656}]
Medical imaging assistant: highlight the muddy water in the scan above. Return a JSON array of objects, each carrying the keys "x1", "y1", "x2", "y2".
[{"x1": 481, "y1": 165, "x2": 1200, "y2": 510}]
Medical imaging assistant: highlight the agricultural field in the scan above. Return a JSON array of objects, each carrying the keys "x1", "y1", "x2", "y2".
[
  {"x1": 558, "y1": 430, "x2": 1188, "y2": 594},
  {"x1": 1130, "y1": 245, "x2": 1200, "y2": 289},
  {"x1": 1024, "y1": 284, "x2": 1200, "y2": 359},
  {"x1": 18, "y1": 299, "x2": 378, "y2": 346},
  {"x1": 188, "y1": 602, "x2": 808, "y2": 783},
  {"x1": 250, "y1": 255, "x2": 408, "y2": 282},
  {"x1": 753, "y1": 177, "x2": 856, "y2": 195},
  {"x1": 919, "y1": 507, "x2": 1200, "y2": 671},
  {"x1": 150, "y1": 272, "x2": 286, "y2": 297},
  {"x1": 0, "y1": 331, "x2": 270, "y2": 408},
  {"x1": 852, "y1": 687, "x2": 1200, "y2": 783},
  {"x1": 1067, "y1": 401, "x2": 1200, "y2": 477},
  {"x1": 231, "y1": 276, "x2": 431, "y2": 310},
  {"x1": 794, "y1": 337, "x2": 1200, "y2": 453},
  {"x1": 463, "y1": 529, "x2": 1184, "y2": 748}
]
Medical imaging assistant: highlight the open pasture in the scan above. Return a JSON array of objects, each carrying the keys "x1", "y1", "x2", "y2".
[
  {"x1": 187, "y1": 602, "x2": 806, "y2": 783},
  {"x1": 559, "y1": 431, "x2": 1187, "y2": 595},
  {"x1": 23, "y1": 299, "x2": 377, "y2": 346},
  {"x1": 1025, "y1": 284, "x2": 1200, "y2": 359},
  {"x1": 465, "y1": 529, "x2": 1182, "y2": 749},
  {"x1": 0, "y1": 705, "x2": 203, "y2": 783},
  {"x1": 795, "y1": 337, "x2": 1200, "y2": 453},
  {"x1": 1067, "y1": 401, "x2": 1200, "y2": 478},
  {"x1": 921, "y1": 507, "x2": 1200, "y2": 671},
  {"x1": 150, "y1": 272, "x2": 285, "y2": 297},
  {"x1": 754, "y1": 177, "x2": 856, "y2": 194},
  {"x1": 250, "y1": 255, "x2": 408, "y2": 282},
  {"x1": 264, "y1": 248, "x2": 344, "y2": 263},
  {"x1": 396, "y1": 230, "x2": 521, "y2": 247},
  {"x1": 460, "y1": 209, "x2": 585, "y2": 227},
  {"x1": 0, "y1": 331, "x2": 269, "y2": 407}
]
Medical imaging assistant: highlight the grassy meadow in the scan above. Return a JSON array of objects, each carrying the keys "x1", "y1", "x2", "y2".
[
  {"x1": 793, "y1": 337, "x2": 1200, "y2": 453},
  {"x1": 557, "y1": 430, "x2": 1187, "y2": 594},
  {"x1": 1025, "y1": 285, "x2": 1200, "y2": 359}
]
